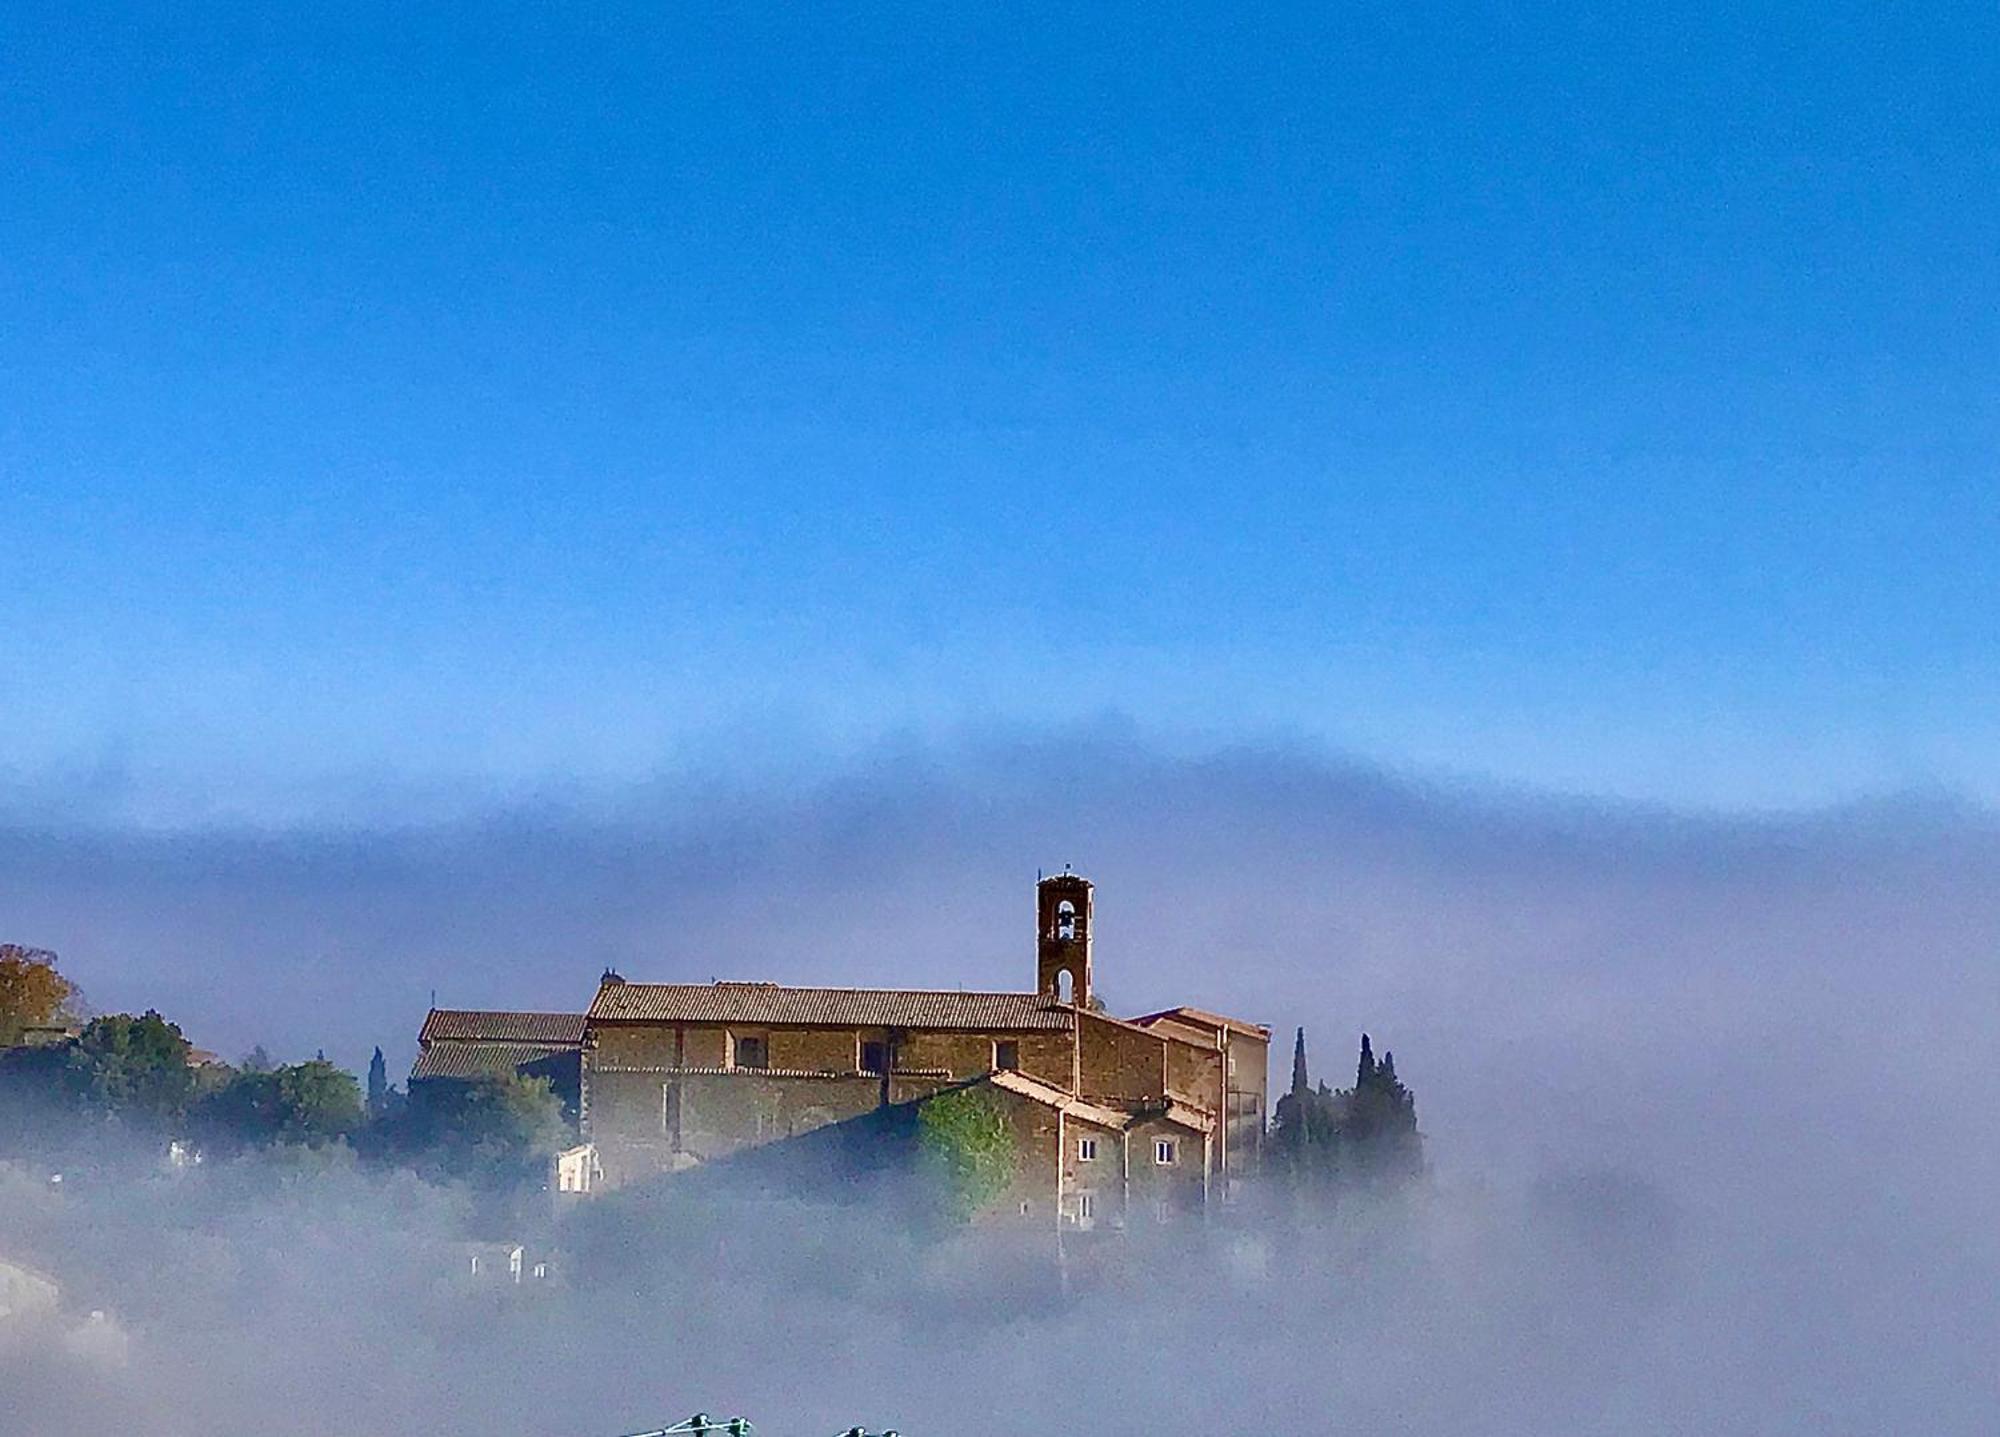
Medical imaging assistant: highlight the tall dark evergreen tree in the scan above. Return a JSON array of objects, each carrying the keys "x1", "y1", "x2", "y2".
[
  {"x1": 1271, "y1": 1027, "x2": 1315, "y2": 1169},
  {"x1": 1272, "y1": 1028, "x2": 1424, "y2": 1201},
  {"x1": 1344, "y1": 1035, "x2": 1422, "y2": 1184},
  {"x1": 366, "y1": 1046, "x2": 388, "y2": 1117}
]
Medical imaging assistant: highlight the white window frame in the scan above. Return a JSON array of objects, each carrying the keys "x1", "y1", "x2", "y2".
[
  {"x1": 1155, "y1": 1138, "x2": 1177, "y2": 1165},
  {"x1": 1077, "y1": 1191, "x2": 1096, "y2": 1223},
  {"x1": 1077, "y1": 1136, "x2": 1097, "y2": 1161}
]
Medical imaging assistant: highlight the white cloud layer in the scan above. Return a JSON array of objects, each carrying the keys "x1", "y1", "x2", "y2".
[{"x1": 2, "y1": 734, "x2": 1996, "y2": 1432}]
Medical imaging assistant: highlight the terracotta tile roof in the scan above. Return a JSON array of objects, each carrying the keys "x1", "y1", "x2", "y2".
[
  {"x1": 587, "y1": 1063, "x2": 955, "y2": 1079},
  {"x1": 986, "y1": 1070, "x2": 1134, "y2": 1130},
  {"x1": 410, "y1": 1042, "x2": 566, "y2": 1082},
  {"x1": 1161, "y1": 1100, "x2": 1218, "y2": 1133},
  {"x1": 596, "y1": 1065, "x2": 847, "y2": 1079},
  {"x1": 1129, "y1": 1005, "x2": 1270, "y2": 1041},
  {"x1": 587, "y1": 981, "x2": 1073, "y2": 1032},
  {"x1": 1080, "y1": 1006, "x2": 1215, "y2": 1048},
  {"x1": 418, "y1": 1009, "x2": 587, "y2": 1047}
]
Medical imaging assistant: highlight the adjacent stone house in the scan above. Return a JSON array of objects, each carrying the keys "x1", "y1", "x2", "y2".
[
  {"x1": 971, "y1": 1069, "x2": 1214, "y2": 1230},
  {"x1": 410, "y1": 1008, "x2": 587, "y2": 1119},
  {"x1": 1128, "y1": 1005, "x2": 1272, "y2": 1195}
]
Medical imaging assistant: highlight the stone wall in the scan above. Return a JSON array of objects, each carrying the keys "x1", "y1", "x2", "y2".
[
  {"x1": 583, "y1": 1019, "x2": 1078, "y2": 1189},
  {"x1": 1125, "y1": 1113, "x2": 1210, "y2": 1221},
  {"x1": 1075, "y1": 1010, "x2": 1168, "y2": 1106},
  {"x1": 1056, "y1": 1111, "x2": 1127, "y2": 1231},
  {"x1": 583, "y1": 1010, "x2": 1244, "y2": 1201},
  {"x1": 587, "y1": 1066, "x2": 887, "y2": 1187},
  {"x1": 1164, "y1": 1032, "x2": 1223, "y2": 1106},
  {"x1": 1224, "y1": 1032, "x2": 1269, "y2": 1177},
  {"x1": 956, "y1": 1083, "x2": 1126, "y2": 1231},
  {"x1": 896, "y1": 1027, "x2": 1073, "y2": 1086}
]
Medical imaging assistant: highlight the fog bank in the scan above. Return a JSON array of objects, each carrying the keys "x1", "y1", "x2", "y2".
[{"x1": 3, "y1": 734, "x2": 1997, "y2": 1432}]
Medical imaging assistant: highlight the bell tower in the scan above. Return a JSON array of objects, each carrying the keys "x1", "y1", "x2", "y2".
[{"x1": 1036, "y1": 869, "x2": 1093, "y2": 1007}]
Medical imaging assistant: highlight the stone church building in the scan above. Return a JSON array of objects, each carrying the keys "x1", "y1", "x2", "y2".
[{"x1": 420, "y1": 871, "x2": 1269, "y2": 1229}]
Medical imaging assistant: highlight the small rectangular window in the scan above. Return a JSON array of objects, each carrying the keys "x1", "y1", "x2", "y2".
[
  {"x1": 860, "y1": 1040, "x2": 888, "y2": 1075},
  {"x1": 994, "y1": 1040, "x2": 1019, "y2": 1071},
  {"x1": 1077, "y1": 1137, "x2": 1098, "y2": 1161},
  {"x1": 734, "y1": 1034, "x2": 768, "y2": 1070},
  {"x1": 1155, "y1": 1138, "x2": 1177, "y2": 1165},
  {"x1": 1078, "y1": 1192, "x2": 1095, "y2": 1220}
]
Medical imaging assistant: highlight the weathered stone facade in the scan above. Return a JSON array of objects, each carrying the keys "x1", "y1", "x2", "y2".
[
  {"x1": 574, "y1": 872, "x2": 1270, "y2": 1227},
  {"x1": 966, "y1": 1071, "x2": 1213, "y2": 1233},
  {"x1": 1130, "y1": 1006, "x2": 1271, "y2": 1192}
]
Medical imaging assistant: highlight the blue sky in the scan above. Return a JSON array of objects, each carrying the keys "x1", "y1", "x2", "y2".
[{"x1": 3, "y1": 4, "x2": 1996, "y2": 818}]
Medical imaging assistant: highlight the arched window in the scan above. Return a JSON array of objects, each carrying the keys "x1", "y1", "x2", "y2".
[
  {"x1": 1055, "y1": 900, "x2": 1077, "y2": 942},
  {"x1": 1057, "y1": 969, "x2": 1074, "y2": 1004}
]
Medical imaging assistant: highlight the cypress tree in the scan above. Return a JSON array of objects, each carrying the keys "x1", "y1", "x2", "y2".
[
  {"x1": 366, "y1": 1046, "x2": 388, "y2": 1117},
  {"x1": 1346, "y1": 1034, "x2": 1421, "y2": 1183},
  {"x1": 1279, "y1": 1030, "x2": 1426, "y2": 1209}
]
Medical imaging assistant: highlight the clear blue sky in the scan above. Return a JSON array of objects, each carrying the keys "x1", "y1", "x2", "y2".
[{"x1": 3, "y1": 4, "x2": 1996, "y2": 818}]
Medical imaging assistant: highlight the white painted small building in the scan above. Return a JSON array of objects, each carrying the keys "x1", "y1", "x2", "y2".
[{"x1": 553, "y1": 1142, "x2": 602, "y2": 1197}]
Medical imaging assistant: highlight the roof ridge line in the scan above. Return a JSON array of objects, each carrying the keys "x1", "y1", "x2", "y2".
[{"x1": 612, "y1": 979, "x2": 1047, "y2": 998}]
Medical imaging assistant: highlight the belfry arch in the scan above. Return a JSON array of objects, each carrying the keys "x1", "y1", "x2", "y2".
[{"x1": 1036, "y1": 869, "x2": 1093, "y2": 1007}]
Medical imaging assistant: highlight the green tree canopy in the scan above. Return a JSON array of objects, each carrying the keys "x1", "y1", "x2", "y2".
[
  {"x1": 195, "y1": 1058, "x2": 363, "y2": 1149},
  {"x1": 362, "y1": 1072, "x2": 566, "y2": 1183},
  {"x1": 275, "y1": 1058, "x2": 364, "y2": 1142},
  {"x1": 916, "y1": 1085, "x2": 1016, "y2": 1222},
  {"x1": 66, "y1": 1011, "x2": 197, "y2": 1124}
]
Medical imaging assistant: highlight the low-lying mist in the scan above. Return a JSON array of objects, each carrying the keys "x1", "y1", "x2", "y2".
[{"x1": 3, "y1": 732, "x2": 1997, "y2": 1433}]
